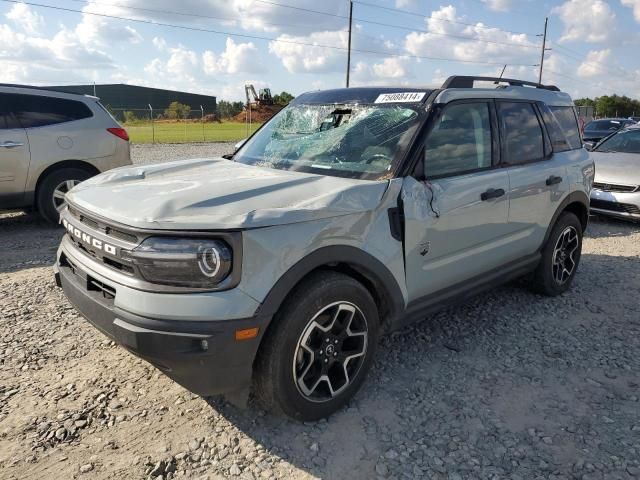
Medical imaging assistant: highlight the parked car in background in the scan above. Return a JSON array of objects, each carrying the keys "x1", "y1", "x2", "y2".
[
  {"x1": 0, "y1": 85, "x2": 131, "y2": 223},
  {"x1": 628, "y1": 116, "x2": 640, "y2": 123},
  {"x1": 590, "y1": 124, "x2": 640, "y2": 222},
  {"x1": 583, "y1": 118, "x2": 635, "y2": 149}
]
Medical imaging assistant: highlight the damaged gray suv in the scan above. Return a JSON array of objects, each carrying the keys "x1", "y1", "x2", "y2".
[{"x1": 55, "y1": 76, "x2": 594, "y2": 420}]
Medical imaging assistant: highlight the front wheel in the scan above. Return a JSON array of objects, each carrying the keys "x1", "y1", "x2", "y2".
[
  {"x1": 255, "y1": 271, "x2": 379, "y2": 421},
  {"x1": 532, "y1": 212, "x2": 583, "y2": 296}
]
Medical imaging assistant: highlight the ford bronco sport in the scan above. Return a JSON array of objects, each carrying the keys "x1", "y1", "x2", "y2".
[{"x1": 55, "y1": 76, "x2": 594, "y2": 421}]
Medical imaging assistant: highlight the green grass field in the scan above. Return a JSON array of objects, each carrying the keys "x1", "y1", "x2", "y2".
[{"x1": 124, "y1": 121, "x2": 261, "y2": 144}]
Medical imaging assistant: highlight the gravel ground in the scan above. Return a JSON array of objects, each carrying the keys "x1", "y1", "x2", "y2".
[{"x1": 1, "y1": 144, "x2": 640, "y2": 479}]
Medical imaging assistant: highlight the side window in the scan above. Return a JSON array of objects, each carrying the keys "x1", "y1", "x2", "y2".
[
  {"x1": 498, "y1": 102, "x2": 545, "y2": 165},
  {"x1": 539, "y1": 104, "x2": 571, "y2": 153},
  {"x1": 549, "y1": 106, "x2": 581, "y2": 149},
  {"x1": 8, "y1": 94, "x2": 93, "y2": 129},
  {"x1": 424, "y1": 102, "x2": 492, "y2": 178}
]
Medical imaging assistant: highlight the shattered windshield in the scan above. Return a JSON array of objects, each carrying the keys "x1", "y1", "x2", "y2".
[{"x1": 234, "y1": 103, "x2": 423, "y2": 180}]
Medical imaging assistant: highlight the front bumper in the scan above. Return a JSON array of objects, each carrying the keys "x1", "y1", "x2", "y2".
[
  {"x1": 590, "y1": 189, "x2": 640, "y2": 222},
  {"x1": 54, "y1": 248, "x2": 270, "y2": 396}
]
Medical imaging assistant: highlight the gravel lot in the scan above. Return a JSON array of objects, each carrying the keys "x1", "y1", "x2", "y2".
[{"x1": 1, "y1": 144, "x2": 640, "y2": 480}]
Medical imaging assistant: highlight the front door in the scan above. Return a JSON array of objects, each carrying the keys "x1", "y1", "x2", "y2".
[{"x1": 403, "y1": 100, "x2": 511, "y2": 302}]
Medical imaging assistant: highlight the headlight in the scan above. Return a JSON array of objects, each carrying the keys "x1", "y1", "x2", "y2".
[{"x1": 123, "y1": 237, "x2": 233, "y2": 288}]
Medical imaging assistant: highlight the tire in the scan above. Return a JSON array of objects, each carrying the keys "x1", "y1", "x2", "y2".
[
  {"x1": 36, "y1": 168, "x2": 92, "y2": 224},
  {"x1": 255, "y1": 271, "x2": 379, "y2": 421},
  {"x1": 532, "y1": 212, "x2": 583, "y2": 296}
]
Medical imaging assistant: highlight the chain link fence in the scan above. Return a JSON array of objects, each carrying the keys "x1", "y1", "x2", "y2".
[{"x1": 109, "y1": 107, "x2": 259, "y2": 144}]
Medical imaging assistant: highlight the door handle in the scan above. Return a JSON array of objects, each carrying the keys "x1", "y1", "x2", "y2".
[
  {"x1": 481, "y1": 188, "x2": 505, "y2": 201},
  {"x1": 546, "y1": 175, "x2": 563, "y2": 186},
  {"x1": 0, "y1": 141, "x2": 24, "y2": 149}
]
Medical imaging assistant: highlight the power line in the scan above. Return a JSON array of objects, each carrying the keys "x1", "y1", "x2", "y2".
[
  {"x1": 1, "y1": 0, "x2": 538, "y2": 67},
  {"x1": 66, "y1": 0, "x2": 539, "y2": 51},
  {"x1": 353, "y1": 0, "x2": 539, "y2": 36}
]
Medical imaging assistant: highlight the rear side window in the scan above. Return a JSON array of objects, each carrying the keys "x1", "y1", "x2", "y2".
[
  {"x1": 6, "y1": 93, "x2": 93, "y2": 128},
  {"x1": 549, "y1": 106, "x2": 582, "y2": 150},
  {"x1": 539, "y1": 105, "x2": 582, "y2": 152},
  {"x1": 498, "y1": 102, "x2": 545, "y2": 165}
]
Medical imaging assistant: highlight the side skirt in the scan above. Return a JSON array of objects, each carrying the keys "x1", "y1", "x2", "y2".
[{"x1": 394, "y1": 253, "x2": 541, "y2": 330}]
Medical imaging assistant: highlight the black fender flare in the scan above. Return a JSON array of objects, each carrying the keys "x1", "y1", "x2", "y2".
[
  {"x1": 542, "y1": 190, "x2": 590, "y2": 247},
  {"x1": 257, "y1": 245, "x2": 405, "y2": 328}
]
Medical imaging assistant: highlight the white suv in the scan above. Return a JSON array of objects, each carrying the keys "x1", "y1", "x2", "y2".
[{"x1": 0, "y1": 85, "x2": 131, "y2": 223}]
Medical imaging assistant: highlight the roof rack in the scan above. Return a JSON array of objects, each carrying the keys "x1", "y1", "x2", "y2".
[{"x1": 441, "y1": 75, "x2": 560, "y2": 92}]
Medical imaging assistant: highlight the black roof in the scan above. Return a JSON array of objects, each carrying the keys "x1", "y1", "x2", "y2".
[{"x1": 292, "y1": 87, "x2": 432, "y2": 105}]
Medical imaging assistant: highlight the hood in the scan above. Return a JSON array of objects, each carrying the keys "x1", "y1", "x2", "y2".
[
  {"x1": 67, "y1": 158, "x2": 389, "y2": 230},
  {"x1": 591, "y1": 151, "x2": 640, "y2": 186}
]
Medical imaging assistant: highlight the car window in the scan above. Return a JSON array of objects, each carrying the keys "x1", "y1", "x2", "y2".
[
  {"x1": 0, "y1": 94, "x2": 22, "y2": 130},
  {"x1": 594, "y1": 129, "x2": 640, "y2": 154},
  {"x1": 6, "y1": 93, "x2": 93, "y2": 129},
  {"x1": 498, "y1": 102, "x2": 545, "y2": 165},
  {"x1": 549, "y1": 106, "x2": 581, "y2": 149},
  {"x1": 423, "y1": 102, "x2": 492, "y2": 178},
  {"x1": 585, "y1": 120, "x2": 622, "y2": 131}
]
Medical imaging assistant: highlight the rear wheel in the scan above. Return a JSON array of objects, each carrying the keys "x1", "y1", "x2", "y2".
[
  {"x1": 37, "y1": 168, "x2": 92, "y2": 224},
  {"x1": 532, "y1": 212, "x2": 583, "y2": 296},
  {"x1": 255, "y1": 271, "x2": 379, "y2": 421}
]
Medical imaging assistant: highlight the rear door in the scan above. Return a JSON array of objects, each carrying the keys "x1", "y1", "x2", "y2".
[
  {"x1": 403, "y1": 100, "x2": 511, "y2": 301},
  {"x1": 0, "y1": 94, "x2": 31, "y2": 207},
  {"x1": 497, "y1": 101, "x2": 570, "y2": 257}
]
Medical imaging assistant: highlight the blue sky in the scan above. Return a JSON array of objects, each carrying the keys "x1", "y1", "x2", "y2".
[{"x1": 1, "y1": 0, "x2": 639, "y2": 101}]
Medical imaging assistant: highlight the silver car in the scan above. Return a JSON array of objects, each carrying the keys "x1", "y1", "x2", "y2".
[
  {"x1": 54, "y1": 76, "x2": 593, "y2": 420},
  {"x1": 590, "y1": 125, "x2": 640, "y2": 222},
  {"x1": 0, "y1": 85, "x2": 131, "y2": 223}
]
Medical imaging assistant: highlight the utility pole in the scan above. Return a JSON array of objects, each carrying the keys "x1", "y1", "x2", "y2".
[
  {"x1": 346, "y1": 1, "x2": 353, "y2": 88},
  {"x1": 538, "y1": 17, "x2": 548, "y2": 84}
]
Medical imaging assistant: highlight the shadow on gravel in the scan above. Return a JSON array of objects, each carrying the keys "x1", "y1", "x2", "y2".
[{"x1": 0, "y1": 211, "x2": 63, "y2": 274}]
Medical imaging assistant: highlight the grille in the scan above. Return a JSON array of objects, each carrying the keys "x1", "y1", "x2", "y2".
[
  {"x1": 593, "y1": 182, "x2": 638, "y2": 193},
  {"x1": 68, "y1": 205, "x2": 139, "y2": 244},
  {"x1": 590, "y1": 199, "x2": 640, "y2": 215}
]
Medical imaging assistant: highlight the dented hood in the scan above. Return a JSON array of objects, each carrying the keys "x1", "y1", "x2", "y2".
[{"x1": 67, "y1": 158, "x2": 388, "y2": 230}]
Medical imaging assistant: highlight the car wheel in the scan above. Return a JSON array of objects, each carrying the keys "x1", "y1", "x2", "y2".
[
  {"x1": 532, "y1": 212, "x2": 583, "y2": 296},
  {"x1": 37, "y1": 168, "x2": 92, "y2": 224},
  {"x1": 255, "y1": 271, "x2": 379, "y2": 421}
]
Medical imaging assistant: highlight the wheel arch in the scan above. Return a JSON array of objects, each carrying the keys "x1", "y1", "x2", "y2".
[
  {"x1": 257, "y1": 246, "x2": 405, "y2": 335},
  {"x1": 543, "y1": 191, "x2": 589, "y2": 247},
  {"x1": 33, "y1": 160, "x2": 100, "y2": 210}
]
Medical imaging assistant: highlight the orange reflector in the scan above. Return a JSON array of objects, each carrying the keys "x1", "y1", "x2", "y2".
[{"x1": 235, "y1": 327, "x2": 259, "y2": 341}]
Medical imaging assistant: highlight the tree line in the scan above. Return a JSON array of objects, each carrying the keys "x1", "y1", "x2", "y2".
[{"x1": 574, "y1": 94, "x2": 640, "y2": 118}]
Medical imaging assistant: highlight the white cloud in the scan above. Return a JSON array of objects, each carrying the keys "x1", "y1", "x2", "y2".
[
  {"x1": 404, "y1": 6, "x2": 538, "y2": 66},
  {"x1": 372, "y1": 57, "x2": 410, "y2": 79},
  {"x1": 152, "y1": 36, "x2": 167, "y2": 51},
  {"x1": 621, "y1": 0, "x2": 640, "y2": 22},
  {"x1": 203, "y1": 38, "x2": 265, "y2": 75},
  {"x1": 551, "y1": 0, "x2": 616, "y2": 43},
  {"x1": 75, "y1": 4, "x2": 142, "y2": 47},
  {"x1": 481, "y1": 0, "x2": 512, "y2": 11},
  {"x1": 269, "y1": 30, "x2": 349, "y2": 74},
  {"x1": 577, "y1": 49, "x2": 611, "y2": 77},
  {"x1": 5, "y1": 3, "x2": 43, "y2": 35}
]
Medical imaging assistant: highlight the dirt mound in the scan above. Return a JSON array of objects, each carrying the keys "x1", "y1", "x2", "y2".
[{"x1": 232, "y1": 104, "x2": 283, "y2": 123}]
